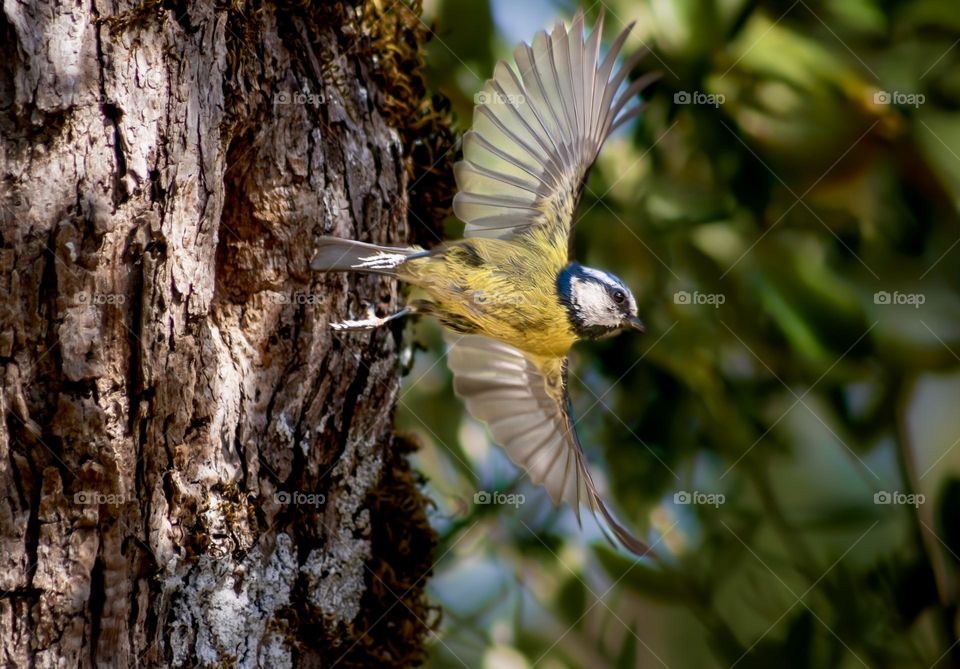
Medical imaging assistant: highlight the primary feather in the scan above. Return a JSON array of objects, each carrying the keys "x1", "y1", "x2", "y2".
[
  {"x1": 454, "y1": 9, "x2": 656, "y2": 245},
  {"x1": 447, "y1": 335, "x2": 650, "y2": 556}
]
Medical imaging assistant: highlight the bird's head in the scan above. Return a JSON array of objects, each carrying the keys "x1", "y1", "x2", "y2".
[{"x1": 557, "y1": 263, "x2": 645, "y2": 340}]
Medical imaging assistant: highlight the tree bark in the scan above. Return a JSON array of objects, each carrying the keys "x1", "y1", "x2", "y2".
[{"x1": 0, "y1": 1, "x2": 449, "y2": 666}]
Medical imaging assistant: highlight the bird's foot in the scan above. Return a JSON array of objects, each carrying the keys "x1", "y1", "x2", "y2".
[{"x1": 330, "y1": 306, "x2": 410, "y2": 331}]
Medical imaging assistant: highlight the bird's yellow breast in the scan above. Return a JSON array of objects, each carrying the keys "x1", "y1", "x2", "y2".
[{"x1": 400, "y1": 227, "x2": 576, "y2": 358}]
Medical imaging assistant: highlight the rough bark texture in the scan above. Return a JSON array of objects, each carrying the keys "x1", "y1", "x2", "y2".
[{"x1": 0, "y1": 1, "x2": 452, "y2": 666}]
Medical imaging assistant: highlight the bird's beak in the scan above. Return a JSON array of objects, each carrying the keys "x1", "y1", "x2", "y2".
[{"x1": 624, "y1": 316, "x2": 646, "y2": 333}]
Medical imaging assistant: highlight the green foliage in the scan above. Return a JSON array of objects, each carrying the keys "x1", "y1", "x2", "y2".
[{"x1": 402, "y1": 0, "x2": 960, "y2": 666}]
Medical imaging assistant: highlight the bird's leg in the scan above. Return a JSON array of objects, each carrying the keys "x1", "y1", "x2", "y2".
[{"x1": 329, "y1": 303, "x2": 417, "y2": 331}]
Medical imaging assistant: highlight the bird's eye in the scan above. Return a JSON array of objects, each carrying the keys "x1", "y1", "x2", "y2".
[{"x1": 612, "y1": 290, "x2": 626, "y2": 304}]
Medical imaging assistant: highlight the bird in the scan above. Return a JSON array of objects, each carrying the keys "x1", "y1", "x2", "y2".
[{"x1": 311, "y1": 10, "x2": 657, "y2": 556}]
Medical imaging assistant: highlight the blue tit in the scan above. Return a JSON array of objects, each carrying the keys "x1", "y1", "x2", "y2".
[{"x1": 311, "y1": 10, "x2": 656, "y2": 556}]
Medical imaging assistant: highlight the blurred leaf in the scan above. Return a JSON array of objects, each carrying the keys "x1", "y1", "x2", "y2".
[
  {"x1": 709, "y1": 13, "x2": 879, "y2": 175},
  {"x1": 901, "y1": 0, "x2": 960, "y2": 32},
  {"x1": 593, "y1": 546, "x2": 692, "y2": 604},
  {"x1": 782, "y1": 609, "x2": 814, "y2": 669},
  {"x1": 615, "y1": 626, "x2": 637, "y2": 669},
  {"x1": 556, "y1": 573, "x2": 588, "y2": 627},
  {"x1": 750, "y1": 233, "x2": 870, "y2": 363},
  {"x1": 914, "y1": 110, "x2": 960, "y2": 202},
  {"x1": 938, "y1": 478, "x2": 960, "y2": 565}
]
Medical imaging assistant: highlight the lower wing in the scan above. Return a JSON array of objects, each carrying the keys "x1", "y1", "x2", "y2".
[{"x1": 446, "y1": 334, "x2": 650, "y2": 556}]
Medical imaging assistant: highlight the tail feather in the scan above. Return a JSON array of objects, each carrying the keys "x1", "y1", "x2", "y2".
[{"x1": 310, "y1": 237, "x2": 425, "y2": 275}]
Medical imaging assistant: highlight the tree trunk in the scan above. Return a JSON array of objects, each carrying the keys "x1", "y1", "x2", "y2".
[{"x1": 0, "y1": 1, "x2": 451, "y2": 666}]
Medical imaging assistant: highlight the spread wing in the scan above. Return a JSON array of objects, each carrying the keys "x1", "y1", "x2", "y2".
[
  {"x1": 453, "y1": 9, "x2": 657, "y2": 247},
  {"x1": 447, "y1": 335, "x2": 650, "y2": 556}
]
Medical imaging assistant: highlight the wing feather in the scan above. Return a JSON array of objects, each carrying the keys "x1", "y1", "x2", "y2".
[
  {"x1": 455, "y1": 10, "x2": 656, "y2": 244},
  {"x1": 567, "y1": 13, "x2": 586, "y2": 152},
  {"x1": 447, "y1": 335, "x2": 650, "y2": 556},
  {"x1": 454, "y1": 160, "x2": 542, "y2": 194},
  {"x1": 461, "y1": 131, "x2": 548, "y2": 186},
  {"x1": 473, "y1": 106, "x2": 550, "y2": 166},
  {"x1": 493, "y1": 63, "x2": 561, "y2": 162},
  {"x1": 551, "y1": 23, "x2": 577, "y2": 141}
]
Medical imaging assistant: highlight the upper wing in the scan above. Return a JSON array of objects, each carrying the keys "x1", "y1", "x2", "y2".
[
  {"x1": 447, "y1": 334, "x2": 650, "y2": 556},
  {"x1": 453, "y1": 10, "x2": 657, "y2": 246}
]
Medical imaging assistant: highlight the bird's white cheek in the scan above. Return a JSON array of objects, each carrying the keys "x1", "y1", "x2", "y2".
[{"x1": 570, "y1": 278, "x2": 619, "y2": 327}]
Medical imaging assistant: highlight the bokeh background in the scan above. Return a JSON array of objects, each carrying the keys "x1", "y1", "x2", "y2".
[{"x1": 396, "y1": 1, "x2": 960, "y2": 666}]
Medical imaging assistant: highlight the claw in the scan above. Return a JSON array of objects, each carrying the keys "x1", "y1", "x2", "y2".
[{"x1": 330, "y1": 306, "x2": 411, "y2": 332}]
